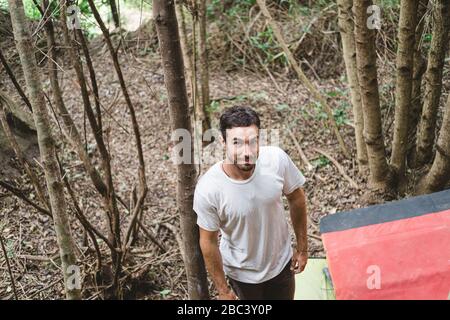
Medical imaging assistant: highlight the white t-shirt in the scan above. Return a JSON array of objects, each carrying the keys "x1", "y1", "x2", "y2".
[{"x1": 193, "y1": 146, "x2": 306, "y2": 284}]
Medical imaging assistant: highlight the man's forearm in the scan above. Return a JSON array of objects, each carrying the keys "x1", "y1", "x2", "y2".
[
  {"x1": 289, "y1": 193, "x2": 308, "y2": 251},
  {"x1": 200, "y1": 241, "x2": 229, "y2": 294}
]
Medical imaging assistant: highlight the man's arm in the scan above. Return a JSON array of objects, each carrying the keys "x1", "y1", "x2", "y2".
[
  {"x1": 199, "y1": 227, "x2": 237, "y2": 300},
  {"x1": 286, "y1": 187, "x2": 308, "y2": 273}
]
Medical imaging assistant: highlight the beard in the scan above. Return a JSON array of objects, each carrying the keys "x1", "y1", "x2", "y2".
[{"x1": 235, "y1": 163, "x2": 255, "y2": 172}]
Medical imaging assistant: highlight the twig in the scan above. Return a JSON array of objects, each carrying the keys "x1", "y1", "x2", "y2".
[
  {"x1": 136, "y1": 220, "x2": 167, "y2": 252},
  {"x1": 17, "y1": 253, "x2": 59, "y2": 261},
  {"x1": 0, "y1": 93, "x2": 50, "y2": 211},
  {"x1": 285, "y1": 125, "x2": 314, "y2": 171},
  {"x1": 0, "y1": 180, "x2": 52, "y2": 218},
  {"x1": 0, "y1": 234, "x2": 18, "y2": 300},
  {"x1": 0, "y1": 48, "x2": 32, "y2": 112},
  {"x1": 313, "y1": 148, "x2": 360, "y2": 190},
  {"x1": 26, "y1": 278, "x2": 62, "y2": 300},
  {"x1": 161, "y1": 223, "x2": 185, "y2": 263}
]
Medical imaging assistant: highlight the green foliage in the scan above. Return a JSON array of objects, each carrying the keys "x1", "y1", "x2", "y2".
[
  {"x1": 275, "y1": 103, "x2": 289, "y2": 112},
  {"x1": 312, "y1": 155, "x2": 330, "y2": 168},
  {"x1": 249, "y1": 26, "x2": 288, "y2": 65},
  {"x1": 159, "y1": 289, "x2": 171, "y2": 299},
  {"x1": 0, "y1": 0, "x2": 116, "y2": 37},
  {"x1": 327, "y1": 89, "x2": 350, "y2": 126},
  {"x1": 376, "y1": 0, "x2": 400, "y2": 8},
  {"x1": 206, "y1": 100, "x2": 221, "y2": 113},
  {"x1": 312, "y1": 102, "x2": 328, "y2": 121}
]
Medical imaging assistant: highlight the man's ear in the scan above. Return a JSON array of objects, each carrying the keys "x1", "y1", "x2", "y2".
[{"x1": 219, "y1": 134, "x2": 225, "y2": 147}]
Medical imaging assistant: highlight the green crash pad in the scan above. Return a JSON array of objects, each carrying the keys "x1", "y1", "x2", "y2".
[{"x1": 294, "y1": 258, "x2": 335, "y2": 300}]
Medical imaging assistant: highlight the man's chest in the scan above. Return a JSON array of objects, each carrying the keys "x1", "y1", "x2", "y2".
[{"x1": 216, "y1": 173, "x2": 284, "y2": 224}]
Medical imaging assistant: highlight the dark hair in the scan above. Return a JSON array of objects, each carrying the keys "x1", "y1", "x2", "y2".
[{"x1": 219, "y1": 106, "x2": 260, "y2": 141}]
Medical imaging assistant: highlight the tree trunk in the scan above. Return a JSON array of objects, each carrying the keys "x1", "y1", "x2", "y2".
[
  {"x1": 197, "y1": 0, "x2": 211, "y2": 132},
  {"x1": 39, "y1": 0, "x2": 107, "y2": 199},
  {"x1": 407, "y1": 0, "x2": 429, "y2": 168},
  {"x1": 391, "y1": 0, "x2": 419, "y2": 185},
  {"x1": 109, "y1": 0, "x2": 120, "y2": 29},
  {"x1": 354, "y1": 0, "x2": 392, "y2": 191},
  {"x1": 153, "y1": 0, "x2": 209, "y2": 300},
  {"x1": 175, "y1": 1, "x2": 197, "y2": 113},
  {"x1": 418, "y1": 94, "x2": 450, "y2": 194},
  {"x1": 415, "y1": 0, "x2": 450, "y2": 167},
  {"x1": 337, "y1": 0, "x2": 367, "y2": 172},
  {"x1": 7, "y1": 0, "x2": 81, "y2": 300}
]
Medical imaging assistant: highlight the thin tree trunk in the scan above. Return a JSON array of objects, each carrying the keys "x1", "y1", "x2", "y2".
[
  {"x1": 109, "y1": 0, "x2": 120, "y2": 29},
  {"x1": 153, "y1": 0, "x2": 209, "y2": 300},
  {"x1": 354, "y1": 0, "x2": 392, "y2": 191},
  {"x1": 175, "y1": 1, "x2": 201, "y2": 156},
  {"x1": 41, "y1": 0, "x2": 107, "y2": 199},
  {"x1": 197, "y1": 0, "x2": 211, "y2": 132},
  {"x1": 415, "y1": 0, "x2": 450, "y2": 167},
  {"x1": 7, "y1": 0, "x2": 81, "y2": 300},
  {"x1": 175, "y1": 1, "x2": 196, "y2": 112},
  {"x1": 391, "y1": 0, "x2": 419, "y2": 184},
  {"x1": 59, "y1": 0, "x2": 122, "y2": 297},
  {"x1": 256, "y1": 0, "x2": 350, "y2": 158},
  {"x1": 407, "y1": 0, "x2": 429, "y2": 167},
  {"x1": 85, "y1": 0, "x2": 147, "y2": 254},
  {"x1": 418, "y1": 94, "x2": 450, "y2": 194},
  {"x1": 337, "y1": 0, "x2": 367, "y2": 172}
]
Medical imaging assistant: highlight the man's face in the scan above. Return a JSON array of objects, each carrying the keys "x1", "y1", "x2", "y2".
[{"x1": 223, "y1": 125, "x2": 259, "y2": 172}]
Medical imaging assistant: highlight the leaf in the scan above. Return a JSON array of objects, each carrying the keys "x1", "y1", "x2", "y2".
[{"x1": 159, "y1": 289, "x2": 171, "y2": 298}]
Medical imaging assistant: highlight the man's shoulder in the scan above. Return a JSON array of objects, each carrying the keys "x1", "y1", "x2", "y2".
[
  {"x1": 195, "y1": 162, "x2": 222, "y2": 195},
  {"x1": 260, "y1": 145, "x2": 285, "y2": 155},
  {"x1": 259, "y1": 145, "x2": 287, "y2": 162}
]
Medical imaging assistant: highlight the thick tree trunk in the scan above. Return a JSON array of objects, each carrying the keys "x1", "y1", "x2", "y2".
[
  {"x1": 8, "y1": 0, "x2": 81, "y2": 300},
  {"x1": 415, "y1": 0, "x2": 450, "y2": 167},
  {"x1": 337, "y1": 0, "x2": 367, "y2": 172},
  {"x1": 391, "y1": 0, "x2": 419, "y2": 184},
  {"x1": 354, "y1": 0, "x2": 392, "y2": 191},
  {"x1": 153, "y1": 0, "x2": 209, "y2": 300},
  {"x1": 418, "y1": 94, "x2": 450, "y2": 194},
  {"x1": 407, "y1": 0, "x2": 429, "y2": 167}
]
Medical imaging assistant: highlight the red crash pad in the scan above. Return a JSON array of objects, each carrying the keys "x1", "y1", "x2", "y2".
[{"x1": 320, "y1": 189, "x2": 450, "y2": 300}]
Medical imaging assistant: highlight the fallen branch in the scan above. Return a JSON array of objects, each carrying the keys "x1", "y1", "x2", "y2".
[
  {"x1": 256, "y1": 0, "x2": 350, "y2": 158},
  {"x1": 0, "y1": 180, "x2": 52, "y2": 218},
  {"x1": 0, "y1": 48, "x2": 32, "y2": 112},
  {"x1": 0, "y1": 233, "x2": 18, "y2": 300},
  {"x1": 285, "y1": 125, "x2": 314, "y2": 171},
  {"x1": 313, "y1": 148, "x2": 360, "y2": 190}
]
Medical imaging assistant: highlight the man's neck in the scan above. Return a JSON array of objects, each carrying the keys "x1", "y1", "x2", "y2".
[{"x1": 222, "y1": 162, "x2": 255, "y2": 181}]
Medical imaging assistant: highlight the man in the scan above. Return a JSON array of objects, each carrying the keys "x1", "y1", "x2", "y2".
[{"x1": 193, "y1": 106, "x2": 308, "y2": 300}]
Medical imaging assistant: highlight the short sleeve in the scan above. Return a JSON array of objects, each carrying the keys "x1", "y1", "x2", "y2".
[
  {"x1": 279, "y1": 148, "x2": 306, "y2": 195},
  {"x1": 193, "y1": 184, "x2": 220, "y2": 232}
]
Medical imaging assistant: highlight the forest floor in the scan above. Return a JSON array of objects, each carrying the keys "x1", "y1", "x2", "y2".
[{"x1": 2, "y1": 17, "x2": 448, "y2": 299}]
